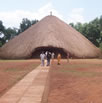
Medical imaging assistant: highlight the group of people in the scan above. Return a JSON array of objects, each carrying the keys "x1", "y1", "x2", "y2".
[
  {"x1": 40, "y1": 51, "x2": 70, "y2": 66},
  {"x1": 40, "y1": 51, "x2": 54, "y2": 66},
  {"x1": 40, "y1": 51, "x2": 63, "y2": 66}
]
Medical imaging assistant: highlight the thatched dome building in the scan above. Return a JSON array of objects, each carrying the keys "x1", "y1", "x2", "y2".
[{"x1": 0, "y1": 15, "x2": 101, "y2": 59}]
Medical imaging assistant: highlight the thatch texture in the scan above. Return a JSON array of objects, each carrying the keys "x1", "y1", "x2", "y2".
[{"x1": 0, "y1": 15, "x2": 101, "y2": 59}]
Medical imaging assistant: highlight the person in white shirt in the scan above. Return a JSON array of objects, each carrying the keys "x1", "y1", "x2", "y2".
[
  {"x1": 40, "y1": 51, "x2": 45, "y2": 66},
  {"x1": 51, "y1": 52, "x2": 55, "y2": 63},
  {"x1": 51, "y1": 52, "x2": 55, "y2": 59}
]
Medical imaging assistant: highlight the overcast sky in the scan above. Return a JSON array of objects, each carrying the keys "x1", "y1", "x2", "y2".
[{"x1": 0, "y1": 0, "x2": 102, "y2": 28}]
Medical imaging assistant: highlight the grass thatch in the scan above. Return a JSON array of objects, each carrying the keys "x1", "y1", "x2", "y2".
[{"x1": 0, "y1": 15, "x2": 101, "y2": 59}]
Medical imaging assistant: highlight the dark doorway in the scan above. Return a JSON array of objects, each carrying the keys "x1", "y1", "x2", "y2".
[{"x1": 31, "y1": 46, "x2": 67, "y2": 58}]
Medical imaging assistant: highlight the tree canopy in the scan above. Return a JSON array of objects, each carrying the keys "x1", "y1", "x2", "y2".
[{"x1": 69, "y1": 16, "x2": 102, "y2": 48}]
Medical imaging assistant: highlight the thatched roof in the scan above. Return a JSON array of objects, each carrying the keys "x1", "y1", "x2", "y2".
[{"x1": 0, "y1": 15, "x2": 101, "y2": 59}]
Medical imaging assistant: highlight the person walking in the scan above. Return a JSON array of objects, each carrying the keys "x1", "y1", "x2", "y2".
[
  {"x1": 46, "y1": 52, "x2": 51, "y2": 66},
  {"x1": 57, "y1": 53, "x2": 61, "y2": 65},
  {"x1": 51, "y1": 52, "x2": 55, "y2": 59},
  {"x1": 40, "y1": 51, "x2": 45, "y2": 66},
  {"x1": 51, "y1": 52, "x2": 55, "y2": 63}
]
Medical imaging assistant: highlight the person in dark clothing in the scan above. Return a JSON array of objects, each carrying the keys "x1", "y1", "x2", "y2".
[{"x1": 46, "y1": 52, "x2": 51, "y2": 66}]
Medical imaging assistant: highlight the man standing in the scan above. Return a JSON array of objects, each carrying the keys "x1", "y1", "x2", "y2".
[
  {"x1": 46, "y1": 52, "x2": 51, "y2": 66},
  {"x1": 40, "y1": 51, "x2": 45, "y2": 66}
]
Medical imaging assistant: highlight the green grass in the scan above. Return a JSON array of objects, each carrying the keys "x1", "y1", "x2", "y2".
[
  {"x1": 59, "y1": 69, "x2": 102, "y2": 77},
  {"x1": 4, "y1": 64, "x2": 39, "y2": 72},
  {"x1": 5, "y1": 68, "x2": 20, "y2": 72},
  {"x1": 52, "y1": 62, "x2": 102, "y2": 77},
  {"x1": 0, "y1": 60, "x2": 29, "y2": 62},
  {"x1": 62, "y1": 63, "x2": 102, "y2": 69}
]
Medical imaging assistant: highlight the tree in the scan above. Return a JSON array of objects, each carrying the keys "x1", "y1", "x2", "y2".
[
  {"x1": 19, "y1": 18, "x2": 38, "y2": 33},
  {"x1": 0, "y1": 20, "x2": 6, "y2": 46},
  {"x1": 86, "y1": 18, "x2": 100, "y2": 46},
  {"x1": 5, "y1": 28, "x2": 18, "y2": 41},
  {"x1": 99, "y1": 15, "x2": 102, "y2": 43},
  {"x1": 31, "y1": 19, "x2": 39, "y2": 25},
  {"x1": 0, "y1": 21, "x2": 5, "y2": 32},
  {"x1": 74, "y1": 22, "x2": 84, "y2": 34},
  {"x1": 70, "y1": 18, "x2": 101, "y2": 47},
  {"x1": 20, "y1": 18, "x2": 31, "y2": 32},
  {"x1": 69, "y1": 23, "x2": 75, "y2": 28}
]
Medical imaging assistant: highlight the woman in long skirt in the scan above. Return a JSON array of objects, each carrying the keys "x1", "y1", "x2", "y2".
[{"x1": 57, "y1": 53, "x2": 61, "y2": 65}]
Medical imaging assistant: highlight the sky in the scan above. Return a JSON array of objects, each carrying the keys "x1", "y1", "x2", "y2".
[{"x1": 0, "y1": 0, "x2": 102, "y2": 28}]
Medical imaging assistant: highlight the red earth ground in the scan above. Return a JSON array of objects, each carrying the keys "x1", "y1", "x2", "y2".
[
  {"x1": 1, "y1": 59, "x2": 102, "y2": 103},
  {"x1": 47, "y1": 59, "x2": 102, "y2": 103},
  {"x1": 0, "y1": 59, "x2": 40, "y2": 97}
]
